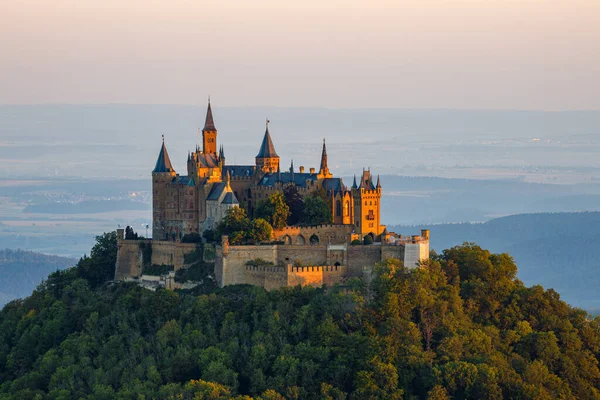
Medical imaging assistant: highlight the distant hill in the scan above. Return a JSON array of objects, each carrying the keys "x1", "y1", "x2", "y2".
[
  {"x1": 0, "y1": 249, "x2": 76, "y2": 307},
  {"x1": 390, "y1": 211, "x2": 600, "y2": 309}
]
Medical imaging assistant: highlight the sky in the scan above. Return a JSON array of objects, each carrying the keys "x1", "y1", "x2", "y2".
[{"x1": 1, "y1": 0, "x2": 599, "y2": 110}]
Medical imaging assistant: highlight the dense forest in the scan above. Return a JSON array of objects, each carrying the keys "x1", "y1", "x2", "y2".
[
  {"x1": 391, "y1": 212, "x2": 600, "y2": 309},
  {"x1": 1, "y1": 233, "x2": 600, "y2": 399},
  {"x1": 0, "y1": 249, "x2": 76, "y2": 307}
]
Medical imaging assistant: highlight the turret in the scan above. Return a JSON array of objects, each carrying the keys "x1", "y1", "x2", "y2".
[
  {"x1": 255, "y1": 119, "x2": 280, "y2": 173},
  {"x1": 318, "y1": 138, "x2": 332, "y2": 178},
  {"x1": 152, "y1": 136, "x2": 176, "y2": 240},
  {"x1": 352, "y1": 168, "x2": 383, "y2": 239},
  {"x1": 202, "y1": 99, "x2": 217, "y2": 154}
]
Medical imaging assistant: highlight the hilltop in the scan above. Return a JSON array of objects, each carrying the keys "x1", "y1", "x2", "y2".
[{"x1": 1, "y1": 233, "x2": 600, "y2": 398}]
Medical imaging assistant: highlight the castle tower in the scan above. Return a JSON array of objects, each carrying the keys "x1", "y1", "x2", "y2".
[
  {"x1": 202, "y1": 100, "x2": 217, "y2": 154},
  {"x1": 255, "y1": 119, "x2": 280, "y2": 173},
  {"x1": 152, "y1": 136, "x2": 176, "y2": 240},
  {"x1": 351, "y1": 169, "x2": 383, "y2": 239},
  {"x1": 318, "y1": 138, "x2": 332, "y2": 178}
]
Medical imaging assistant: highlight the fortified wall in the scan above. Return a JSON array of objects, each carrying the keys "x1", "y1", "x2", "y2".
[
  {"x1": 114, "y1": 229, "x2": 199, "y2": 280},
  {"x1": 214, "y1": 229, "x2": 430, "y2": 289},
  {"x1": 115, "y1": 228, "x2": 430, "y2": 291}
]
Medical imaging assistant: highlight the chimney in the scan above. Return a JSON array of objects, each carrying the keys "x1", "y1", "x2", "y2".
[
  {"x1": 299, "y1": 166, "x2": 305, "y2": 173},
  {"x1": 310, "y1": 167, "x2": 315, "y2": 174}
]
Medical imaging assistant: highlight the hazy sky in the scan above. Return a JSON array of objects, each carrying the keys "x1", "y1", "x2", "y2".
[{"x1": 1, "y1": 0, "x2": 599, "y2": 109}]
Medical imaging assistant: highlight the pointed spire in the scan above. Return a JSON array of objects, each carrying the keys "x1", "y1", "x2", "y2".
[
  {"x1": 203, "y1": 98, "x2": 216, "y2": 131},
  {"x1": 187, "y1": 151, "x2": 191, "y2": 162},
  {"x1": 256, "y1": 118, "x2": 279, "y2": 158},
  {"x1": 352, "y1": 174, "x2": 357, "y2": 189},
  {"x1": 376, "y1": 175, "x2": 381, "y2": 188},
  {"x1": 153, "y1": 137, "x2": 175, "y2": 173},
  {"x1": 219, "y1": 145, "x2": 225, "y2": 160},
  {"x1": 290, "y1": 159, "x2": 294, "y2": 173},
  {"x1": 319, "y1": 138, "x2": 330, "y2": 176}
]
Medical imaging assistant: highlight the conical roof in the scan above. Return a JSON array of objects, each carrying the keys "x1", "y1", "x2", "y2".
[
  {"x1": 203, "y1": 101, "x2": 216, "y2": 131},
  {"x1": 153, "y1": 140, "x2": 175, "y2": 173},
  {"x1": 320, "y1": 138, "x2": 328, "y2": 172},
  {"x1": 256, "y1": 121, "x2": 279, "y2": 158}
]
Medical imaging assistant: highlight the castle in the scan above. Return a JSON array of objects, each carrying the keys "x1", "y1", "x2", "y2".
[
  {"x1": 152, "y1": 101, "x2": 385, "y2": 241},
  {"x1": 115, "y1": 101, "x2": 430, "y2": 289}
]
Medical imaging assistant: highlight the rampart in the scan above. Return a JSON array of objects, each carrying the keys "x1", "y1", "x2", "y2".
[
  {"x1": 115, "y1": 229, "x2": 430, "y2": 290},
  {"x1": 115, "y1": 229, "x2": 200, "y2": 280}
]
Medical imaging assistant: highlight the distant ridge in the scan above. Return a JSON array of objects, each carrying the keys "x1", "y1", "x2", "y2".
[
  {"x1": 390, "y1": 211, "x2": 600, "y2": 309},
  {"x1": 0, "y1": 249, "x2": 77, "y2": 307}
]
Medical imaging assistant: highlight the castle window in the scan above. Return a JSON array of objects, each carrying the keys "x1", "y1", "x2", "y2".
[
  {"x1": 335, "y1": 200, "x2": 342, "y2": 217},
  {"x1": 364, "y1": 201, "x2": 367, "y2": 206},
  {"x1": 370, "y1": 201, "x2": 372, "y2": 206},
  {"x1": 344, "y1": 201, "x2": 349, "y2": 216}
]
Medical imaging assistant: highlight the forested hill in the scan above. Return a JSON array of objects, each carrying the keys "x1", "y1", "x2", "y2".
[
  {"x1": 0, "y1": 249, "x2": 76, "y2": 307},
  {"x1": 2, "y1": 234, "x2": 600, "y2": 398},
  {"x1": 390, "y1": 212, "x2": 600, "y2": 309}
]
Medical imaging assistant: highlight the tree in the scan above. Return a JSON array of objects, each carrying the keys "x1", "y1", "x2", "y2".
[
  {"x1": 255, "y1": 192, "x2": 290, "y2": 230},
  {"x1": 248, "y1": 218, "x2": 273, "y2": 243},
  {"x1": 283, "y1": 186, "x2": 305, "y2": 225},
  {"x1": 217, "y1": 207, "x2": 250, "y2": 236},
  {"x1": 125, "y1": 226, "x2": 138, "y2": 240},
  {"x1": 300, "y1": 196, "x2": 331, "y2": 225},
  {"x1": 76, "y1": 231, "x2": 118, "y2": 287},
  {"x1": 363, "y1": 235, "x2": 374, "y2": 245},
  {"x1": 181, "y1": 232, "x2": 202, "y2": 243}
]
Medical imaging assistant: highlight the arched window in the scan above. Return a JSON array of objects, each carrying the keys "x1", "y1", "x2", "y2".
[
  {"x1": 296, "y1": 235, "x2": 306, "y2": 245},
  {"x1": 344, "y1": 201, "x2": 350, "y2": 216},
  {"x1": 309, "y1": 234, "x2": 319, "y2": 245},
  {"x1": 335, "y1": 200, "x2": 342, "y2": 216}
]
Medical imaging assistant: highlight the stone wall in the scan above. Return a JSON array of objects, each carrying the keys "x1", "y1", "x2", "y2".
[
  {"x1": 273, "y1": 224, "x2": 355, "y2": 246},
  {"x1": 115, "y1": 239, "x2": 146, "y2": 280},
  {"x1": 215, "y1": 241, "x2": 414, "y2": 288},
  {"x1": 115, "y1": 238, "x2": 202, "y2": 280}
]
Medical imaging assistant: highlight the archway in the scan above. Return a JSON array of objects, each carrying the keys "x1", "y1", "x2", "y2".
[
  {"x1": 283, "y1": 235, "x2": 292, "y2": 245},
  {"x1": 296, "y1": 235, "x2": 306, "y2": 245},
  {"x1": 309, "y1": 234, "x2": 319, "y2": 245},
  {"x1": 334, "y1": 261, "x2": 341, "y2": 267}
]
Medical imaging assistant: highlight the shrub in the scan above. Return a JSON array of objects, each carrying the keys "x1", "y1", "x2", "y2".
[
  {"x1": 351, "y1": 239, "x2": 362, "y2": 246},
  {"x1": 182, "y1": 232, "x2": 203, "y2": 243},
  {"x1": 363, "y1": 235, "x2": 374, "y2": 245},
  {"x1": 143, "y1": 264, "x2": 174, "y2": 276}
]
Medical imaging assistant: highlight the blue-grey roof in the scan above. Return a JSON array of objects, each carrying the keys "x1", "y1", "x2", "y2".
[
  {"x1": 153, "y1": 142, "x2": 175, "y2": 173},
  {"x1": 187, "y1": 177, "x2": 195, "y2": 187},
  {"x1": 258, "y1": 172, "x2": 318, "y2": 187},
  {"x1": 322, "y1": 178, "x2": 346, "y2": 194},
  {"x1": 224, "y1": 165, "x2": 255, "y2": 177},
  {"x1": 168, "y1": 175, "x2": 192, "y2": 185},
  {"x1": 206, "y1": 182, "x2": 227, "y2": 201},
  {"x1": 221, "y1": 192, "x2": 239, "y2": 205},
  {"x1": 256, "y1": 127, "x2": 278, "y2": 158}
]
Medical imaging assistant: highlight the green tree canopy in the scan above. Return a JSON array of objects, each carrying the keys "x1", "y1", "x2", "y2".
[
  {"x1": 283, "y1": 186, "x2": 305, "y2": 225},
  {"x1": 300, "y1": 196, "x2": 332, "y2": 225},
  {"x1": 255, "y1": 192, "x2": 290, "y2": 230},
  {"x1": 248, "y1": 218, "x2": 274, "y2": 243},
  {"x1": 76, "y1": 231, "x2": 117, "y2": 287},
  {"x1": 2, "y1": 242, "x2": 600, "y2": 399}
]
